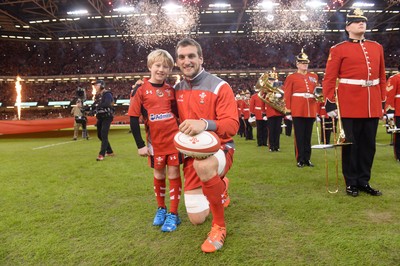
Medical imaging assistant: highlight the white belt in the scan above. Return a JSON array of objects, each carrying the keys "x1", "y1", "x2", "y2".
[
  {"x1": 339, "y1": 78, "x2": 379, "y2": 87},
  {"x1": 255, "y1": 107, "x2": 262, "y2": 110},
  {"x1": 395, "y1": 94, "x2": 400, "y2": 98},
  {"x1": 243, "y1": 108, "x2": 250, "y2": 111},
  {"x1": 293, "y1": 93, "x2": 315, "y2": 99}
]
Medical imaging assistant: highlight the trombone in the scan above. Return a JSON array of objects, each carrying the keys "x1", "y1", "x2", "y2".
[{"x1": 312, "y1": 86, "x2": 351, "y2": 193}]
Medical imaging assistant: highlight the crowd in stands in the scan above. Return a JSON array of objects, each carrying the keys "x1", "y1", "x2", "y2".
[
  {"x1": 1, "y1": 34, "x2": 399, "y2": 77},
  {"x1": 1, "y1": 34, "x2": 399, "y2": 120}
]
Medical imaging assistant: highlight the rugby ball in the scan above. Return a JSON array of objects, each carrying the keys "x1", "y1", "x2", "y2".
[{"x1": 174, "y1": 131, "x2": 221, "y2": 159}]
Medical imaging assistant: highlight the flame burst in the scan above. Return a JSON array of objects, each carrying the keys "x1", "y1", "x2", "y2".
[
  {"x1": 92, "y1": 84, "x2": 97, "y2": 101},
  {"x1": 123, "y1": 0, "x2": 199, "y2": 48},
  {"x1": 248, "y1": 0, "x2": 327, "y2": 45},
  {"x1": 15, "y1": 76, "x2": 22, "y2": 120}
]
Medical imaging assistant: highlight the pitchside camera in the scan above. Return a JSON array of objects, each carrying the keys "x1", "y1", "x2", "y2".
[{"x1": 76, "y1": 87, "x2": 86, "y2": 101}]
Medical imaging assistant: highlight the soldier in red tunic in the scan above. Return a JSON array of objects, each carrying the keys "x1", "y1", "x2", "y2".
[
  {"x1": 241, "y1": 90, "x2": 254, "y2": 140},
  {"x1": 250, "y1": 88, "x2": 268, "y2": 146},
  {"x1": 385, "y1": 64, "x2": 400, "y2": 163},
  {"x1": 322, "y1": 8, "x2": 386, "y2": 197},
  {"x1": 284, "y1": 50, "x2": 319, "y2": 167}
]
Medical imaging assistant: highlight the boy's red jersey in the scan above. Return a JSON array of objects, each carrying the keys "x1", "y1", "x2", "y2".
[{"x1": 128, "y1": 79, "x2": 179, "y2": 155}]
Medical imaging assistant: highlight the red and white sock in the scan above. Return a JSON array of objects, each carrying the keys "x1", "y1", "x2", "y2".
[
  {"x1": 154, "y1": 177, "x2": 166, "y2": 209},
  {"x1": 202, "y1": 175, "x2": 225, "y2": 227},
  {"x1": 168, "y1": 177, "x2": 182, "y2": 214}
]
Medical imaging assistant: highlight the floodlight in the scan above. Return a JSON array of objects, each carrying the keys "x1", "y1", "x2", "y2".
[
  {"x1": 113, "y1": 6, "x2": 135, "y2": 12},
  {"x1": 67, "y1": 9, "x2": 88, "y2": 15},
  {"x1": 305, "y1": 1, "x2": 326, "y2": 8},
  {"x1": 209, "y1": 3, "x2": 231, "y2": 8},
  {"x1": 258, "y1": 1, "x2": 280, "y2": 10},
  {"x1": 352, "y1": 2, "x2": 375, "y2": 7},
  {"x1": 163, "y1": 3, "x2": 182, "y2": 11}
]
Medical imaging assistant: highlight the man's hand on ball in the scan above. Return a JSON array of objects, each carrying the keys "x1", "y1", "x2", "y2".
[{"x1": 179, "y1": 119, "x2": 206, "y2": 136}]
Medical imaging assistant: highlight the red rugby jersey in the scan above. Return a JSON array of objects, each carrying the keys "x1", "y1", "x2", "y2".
[
  {"x1": 174, "y1": 70, "x2": 239, "y2": 144},
  {"x1": 128, "y1": 79, "x2": 179, "y2": 155}
]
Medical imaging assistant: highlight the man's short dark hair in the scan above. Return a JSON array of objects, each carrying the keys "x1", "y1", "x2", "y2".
[
  {"x1": 92, "y1": 80, "x2": 105, "y2": 89},
  {"x1": 175, "y1": 38, "x2": 203, "y2": 58}
]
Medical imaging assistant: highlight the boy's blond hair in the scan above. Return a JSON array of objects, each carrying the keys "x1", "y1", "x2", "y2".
[{"x1": 147, "y1": 49, "x2": 174, "y2": 69}]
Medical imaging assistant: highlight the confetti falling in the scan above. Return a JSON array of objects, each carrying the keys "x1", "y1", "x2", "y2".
[
  {"x1": 248, "y1": 0, "x2": 328, "y2": 45},
  {"x1": 123, "y1": 0, "x2": 199, "y2": 48}
]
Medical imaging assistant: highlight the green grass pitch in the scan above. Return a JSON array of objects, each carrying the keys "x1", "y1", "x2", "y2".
[{"x1": 1, "y1": 123, "x2": 399, "y2": 265}]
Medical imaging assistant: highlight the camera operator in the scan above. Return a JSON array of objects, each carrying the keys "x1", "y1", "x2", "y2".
[
  {"x1": 71, "y1": 99, "x2": 89, "y2": 140},
  {"x1": 92, "y1": 80, "x2": 115, "y2": 161}
]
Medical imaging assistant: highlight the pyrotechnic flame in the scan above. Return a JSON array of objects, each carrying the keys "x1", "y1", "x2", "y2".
[
  {"x1": 92, "y1": 84, "x2": 96, "y2": 101},
  {"x1": 15, "y1": 76, "x2": 22, "y2": 120}
]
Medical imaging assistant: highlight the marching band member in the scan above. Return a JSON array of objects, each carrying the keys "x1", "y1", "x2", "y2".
[
  {"x1": 322, "y1": 8, "x2": 386, "y2": 197},
  {"x1": 236, "y1": 92, "x2": 245, "y2": 137},
  {"x1": 241, "y1": 90, "x2": 254, "y2": 140},
  {"x1": 250, "y1": 87, "x2": 268, "y2": 146},
  {"x1": 283, "y1": 50, "x2": 319, "y2": 167},
  {"x1": 265, "y1": 75, "x2": 284, "y2": 151},
  {"x1": 386, "y1": 64, "x2": 400, "y2": 163}
]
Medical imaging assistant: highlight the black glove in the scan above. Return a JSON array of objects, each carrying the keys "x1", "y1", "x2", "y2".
[{"x1": 325, "y1": 100, "x2": 337, "y2": 113}]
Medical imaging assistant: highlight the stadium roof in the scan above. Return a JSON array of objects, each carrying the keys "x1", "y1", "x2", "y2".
[{"x1": 0, "y1": 0, "x2": 399, "y2": 42}]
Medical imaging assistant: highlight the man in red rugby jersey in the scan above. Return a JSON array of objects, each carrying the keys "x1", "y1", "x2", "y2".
[{"x1": 174, "y1": 38, "x2": 239, "y2": 253}]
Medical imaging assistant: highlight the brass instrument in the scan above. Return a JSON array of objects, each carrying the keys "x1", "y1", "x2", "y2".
[
  {"x1": 256, "y1": 72, "x2": 286, "y2": 114},
  {"x1": 313, "y1": 86, "x2": 324, "y2": 103},
  {"x1": 385, "y1": 115, "x2": 400, "y2": 133},
  {"x1": 312, "y1": 85, "x2": 351, "y2": 193},
  {"x1": 334, "y1": 89, "x2": 349, "y2": 145}
]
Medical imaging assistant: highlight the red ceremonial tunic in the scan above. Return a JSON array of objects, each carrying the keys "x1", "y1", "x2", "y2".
[
  {"x1": 240, "y1": 98, "x2": 251, "y2": 120},
  {"x1": 317, "y1": 102, "x2": 328, "y2": 117},
  {"x1": 322, "y1": 39, "x2": 386, "y2": 118},
  {"x1": 266, "y1": 104, "x2": 283, "y2": 118},
  {"x1": 386, "y1": 73, "x2": 400, "y2": 116},
  {"x1": 250, "y1": 93, "x2": 266, "y2": 119},
  {"x1": 127, "y1": 79, "x2": 179, "y2": 155},
  {"x1": 283, "y1": 72, "x2": 318, "y2": 118},
  {"x1": 237, "y1": 98, "x2": 244, "y2": 118}
]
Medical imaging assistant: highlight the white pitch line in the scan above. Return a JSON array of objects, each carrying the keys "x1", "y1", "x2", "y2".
[{"x1": 32, "y1": 139, "x2": 82, "y2": 150}]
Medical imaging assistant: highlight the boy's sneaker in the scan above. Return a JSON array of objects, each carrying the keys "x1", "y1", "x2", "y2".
[
  {"x1": 153, "y1": 207, "x2": 167, "y2": 226},
  {"x1": 96, "y1": 155, "x2": 104, "y2": 161},
  {"x1": 201, "y1": 224, "x2": 226, "y2": 253},
  {"x1": 222, "y1": 177, "x2": 230, "y2": 208},
  {"x1": 161, "y1": 213, "x2": 181, "y2": 232},
  {"x1": 105, "y1": 152, "x2": 114, "y2": 157}
]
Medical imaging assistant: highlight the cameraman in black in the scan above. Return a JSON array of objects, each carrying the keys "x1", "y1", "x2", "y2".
[
  {"x1": 71, "y1": 99, "x2": 89, "y2": 140},
  {"x1": 92, "y1": 80, "x2": 115, "y2": 161}
]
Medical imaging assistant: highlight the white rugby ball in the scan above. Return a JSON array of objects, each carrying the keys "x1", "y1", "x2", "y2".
[{"x1": 174, "y1": 131, "x2": 221, "y2": 159}]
